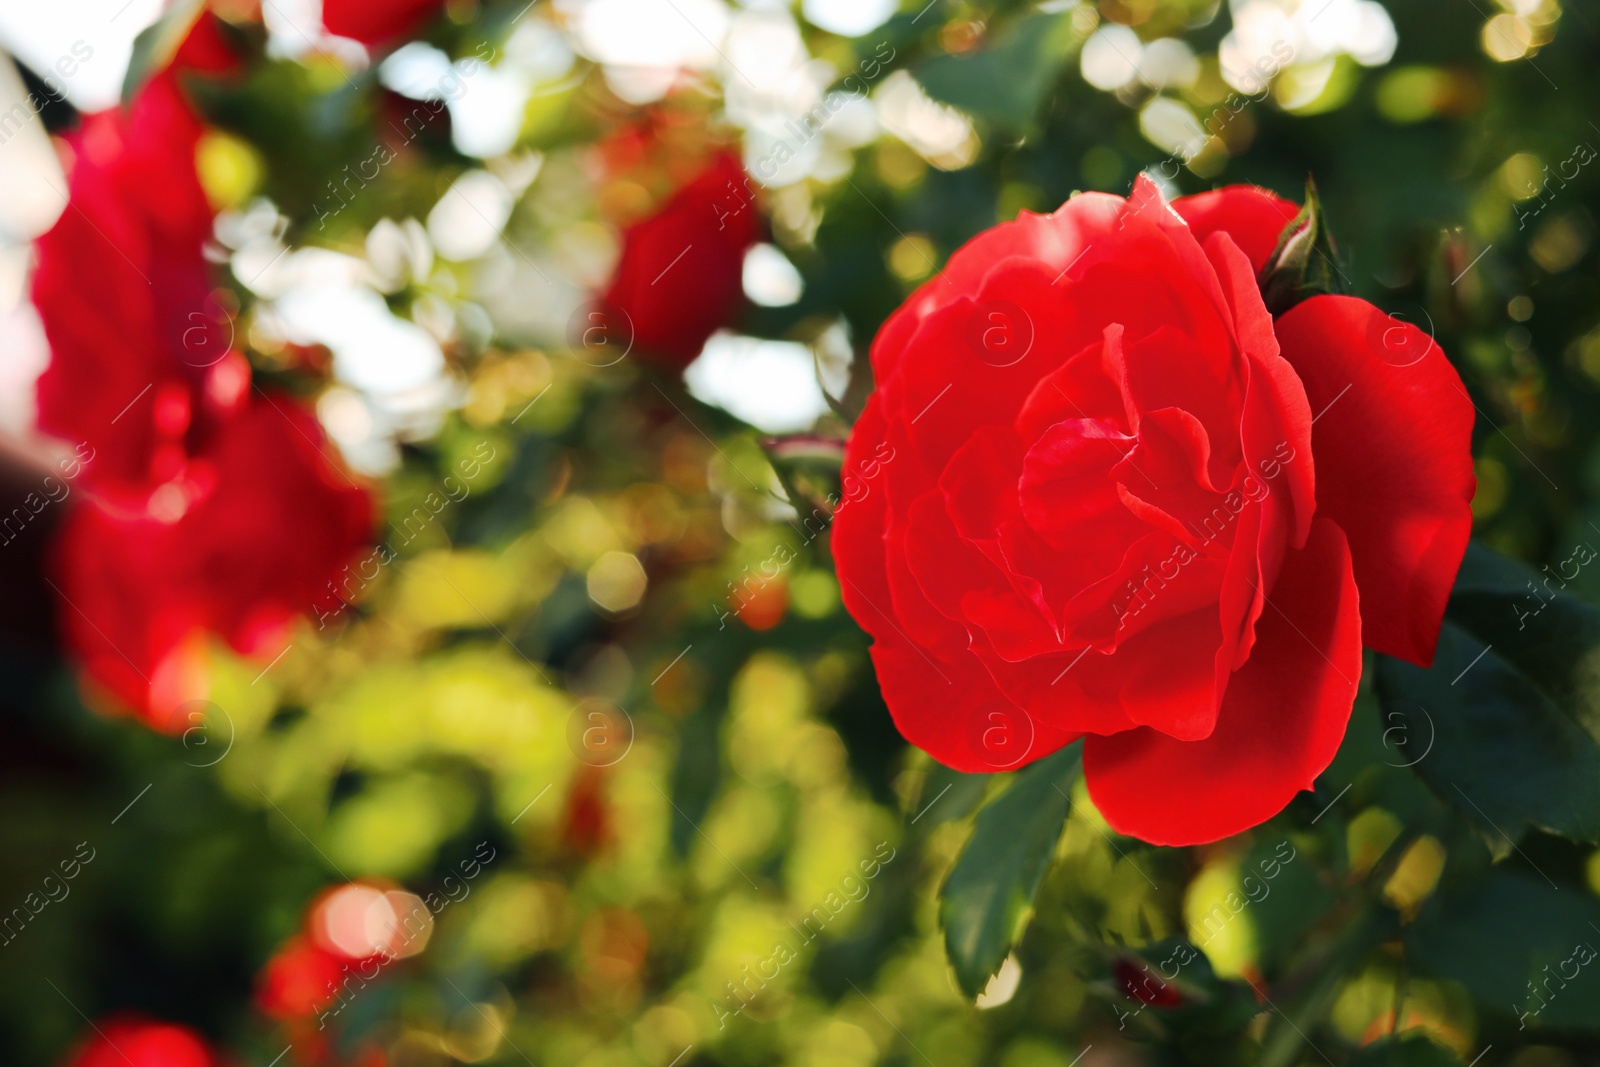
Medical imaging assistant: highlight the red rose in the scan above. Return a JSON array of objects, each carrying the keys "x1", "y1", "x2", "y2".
[
  {"x1": 52, "y1": 399, "x2": 373, "y2": 729},
  {"x1": 34, "y1": 11, "x2": 241, "y2": 496},
  {"x1": 63, "y1": 1017, "x2": 216, "y2": 1067},
  {"x1": 322, "y1": 0, "x2": 447, "y2": 46},
  {"x1": 833, "y1": 177, "x2": 1475, "y2": 845},
  {"x1": 32, "y1": 72, "x2": 233, "y2": 498},
  {"x1": 597, "y1": 152, "x2": 761, "y2": 370},
  {"x1": 34, "y1": 30, "x2": 376, "y2": 725}
]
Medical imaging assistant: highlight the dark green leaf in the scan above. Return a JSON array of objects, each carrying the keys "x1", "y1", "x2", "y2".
[
  {"x1": 939, "y1": 743, "x2": 1080, "y2": 998},
  {"x1": 1257, "y1": 177, "x2": 1345, "y2": 316},
  {"x1": 1375, "y1": 543, "x2": 1600, "y2": 845},
  {"x1": 1112, "y1": 938, "x2": 1262, "y2": 1039},
  {"x1": 911, "y1": 763, "x2": 991, "y2": 831},
  {"x1": 122, "y1": 0, "x2": 206, "y2": 106},
  {"x1": 1408, "y1": 869, "x2": 1600, "y2": 1031},
  {"x1": 1239, "y1": 834, "x2": 1336, "y2": 971},
  {"x1": 914, "y1": 14, "x2": 1075, "y2": 129},
  {"x1": 1447, "y1": 540, "x2": 1600, "y2": 738}
]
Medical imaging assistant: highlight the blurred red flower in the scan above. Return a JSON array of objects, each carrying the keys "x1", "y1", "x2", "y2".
[
  {"x1": 32, "y1": 19, "x2": 375, "y2": 727},
  {"x1": 63, "y1": 1017, "x2": 216, "y2": 1067},
  {"x1": 562, "y1": 765, "x2": 614, "y2": 856},
  {"x1": 32, "y1": 72, "x2": 229, "y2": 498},
  {"x1": 52, "y1": 400, "x2": 373, "y2": 729},
  {"x1": 833, "y1": 177, "x2": 1475, "y2": 845},
  {"x1": 598, "y1": 152, "x2": 761, "y2": 370},
  {"x1": 257, "y1": 936, "x2": 349, "y2": 1020},
  {"x1": 322, "y1": 0, "x2": 448, "y2": 46},
  {"x1": 171, "y1": 10, "x2": 244, "y2": 76},
  {"x1": 730, "y1": 576, "x2": 787, "y2": 632},
  {"x1": 1113, "y1": 958, "x2": 1183, "y2": 1007}
]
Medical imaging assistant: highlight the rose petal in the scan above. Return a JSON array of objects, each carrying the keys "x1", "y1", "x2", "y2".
[
  {"x1": 833, "y1": 400, "x2": 897, "y2": 633},
  {"x1": 1113, "y1": 407, "x2": 1226, "y2": 541},
  {"x1": 1172, "y1": 185, "x2": 1300, "y2": 273},
  {"x1": 1274, "y1": 295, "x2": 1475, "y2": 665},
  {"x1": 323, "y1": 0, "x2": 447, "y2": 45},
  {"x1": 1018, "y1": 420, "x2": 1141, "y2": 547},
  {"x1": 1082, "y1": 517, "x2": 1362, "y2": 845},
  {"x1": 1015, "y1": 335, "x2": 1129, "y2": 440},
  {"x1": 868, "y1": 631, "x2": 1080, "y2": 774},
  {"x1": 878, "y1": 182, "x2": 1247, "y2": 479},
  {"x1": 1112, "y1": 607, "x2": 1230, "y2": 741},
  {"x1": 1201, "y1": 232, "x2": 1317, "y2": 669},
  {"x1": 904, "y1": 491, "x2": 1058, "y2": 661}
]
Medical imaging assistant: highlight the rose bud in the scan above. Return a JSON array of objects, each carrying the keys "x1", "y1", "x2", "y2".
[{"x1": 1113, "y1": 957, "x2": 1185, "y2": 1007}]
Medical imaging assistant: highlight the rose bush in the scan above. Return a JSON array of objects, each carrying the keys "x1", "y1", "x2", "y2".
[{"x1": 833, "y1": 177, "x2": 1476, "y2": 845}]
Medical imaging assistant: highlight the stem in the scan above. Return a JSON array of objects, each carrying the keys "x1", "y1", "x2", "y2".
[
  {"x1": 1257, "y1": 827, "x2": 1422, "y2": 1067},
  {"x1": 1392, "y1": 957, "x2": 1408, "y2": 1035},
  {"x1": 1258, "y1": 904, "x2": 1392, "y2": 1067}
]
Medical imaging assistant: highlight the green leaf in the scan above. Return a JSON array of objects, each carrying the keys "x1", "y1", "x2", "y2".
[
  {"x1": 121, "y1": 0, "x2": 206, "y2": 106},
  {"x1": 1240, "y1": 833, "x2": 1337, "y2": 972},
  {"x1": 939, "y1": 743, "x2": 1080, "y2": 998},
  {"x1": 1344, "y1": 1035, "x2": 1463, "y2": 1066},
  {"x1": 914, "y1": 14, "x2": 1075, "y2": 129},
  {"x1": 912, "y1": 763, "x2": 991, "y2": 831},
  {"x1": 1447, "y1": 540, "x2": 1600, "y2": 736},
  {"x1": 1257, "y1": 177, "x2": 1345, "y2": 316},
  {"x1": 1407, "y1": 869, "x2": 1600, "y2": 1032},
  {"x1": 1375, "y1": 543, "x2": 1600, "y2": 845}
]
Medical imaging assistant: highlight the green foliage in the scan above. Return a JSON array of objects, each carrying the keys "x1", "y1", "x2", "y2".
[
  {"x1": 1377, "y1": 544, "x2": 1600, "y2": 845},
  {"x1": 121, "y1": 0, "x2": 206, "y2": 104},
  {"x1": 938, "y1": 744, "x2": 1080, "y2": 998},
  {"x1": 915, "y1": 13, "x2": 1077, "y2": 129},
  {"x1": 1409, "y1": 869, "x2": 1600, "y2": 1032}
]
